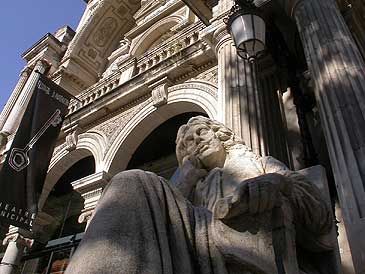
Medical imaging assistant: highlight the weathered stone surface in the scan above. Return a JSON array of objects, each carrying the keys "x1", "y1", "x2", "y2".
[
  {"x1": 66, "y1": 116, "x2": 338, "y2": 274},
  {"x1": 294, "y1": 0, "x2": 365, "y2": 271}
]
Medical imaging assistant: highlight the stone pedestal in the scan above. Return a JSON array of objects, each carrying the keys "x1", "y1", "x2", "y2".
[
  {"x1": 0, "y1": 228, "x2": 33, "y2": 274},
  {"x1": 1, "y1": 59, "x2": 48, "y2": 139},
  {"x1": 293, "y1": 0, "x2": 365, "y2": 271}
]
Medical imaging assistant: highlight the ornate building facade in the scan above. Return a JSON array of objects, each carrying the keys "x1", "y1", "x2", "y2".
[{"x1": 0, "y1": 0, "x2": 364, "y2": 273}]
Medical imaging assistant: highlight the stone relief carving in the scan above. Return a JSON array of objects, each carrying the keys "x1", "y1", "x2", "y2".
[
  {"x1": 169, "y1": 82, "x2": 218, "y2": 99},
  {"x1": 65, "y1": 116, "x2": 338, "y2": 274},
  {"x1": 93, "y1": 96, "x2": 152, "y2": 149},
  {"x1": 102, "y1": 38, "x2": 131, "y2": 78},
  {"x1": 93, "y1": 17, "x2": 118, "y2": 48},
  {"x1": 192, "y1": 65, "x2": 218, "y2": 85},
  {"x1": 152, "y1": 84, "x2": 168, "y2": 107},
  {"x1": 66, "y1": 130, "x2": 78, "y2": 152}
]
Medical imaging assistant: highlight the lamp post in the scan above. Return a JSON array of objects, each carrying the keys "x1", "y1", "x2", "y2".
[{"x1": 225, "y1": 0, "x2": 266, "y2": 62}]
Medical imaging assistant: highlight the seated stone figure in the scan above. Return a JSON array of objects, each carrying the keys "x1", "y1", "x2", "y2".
[{"x1": 65, "y1": 116, "x2": 337, "y2": 274}]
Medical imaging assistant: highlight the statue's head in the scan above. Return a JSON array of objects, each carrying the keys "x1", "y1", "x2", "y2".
[{"x1": 176, "y1": 116, "x2": 244, "y2": 170}]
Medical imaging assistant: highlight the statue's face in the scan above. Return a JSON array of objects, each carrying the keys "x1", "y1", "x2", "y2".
[{"x1": 182, "y1": 124, "x2": 226, "y2": 170}]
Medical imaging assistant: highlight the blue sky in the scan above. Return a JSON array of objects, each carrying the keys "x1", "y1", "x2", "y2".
[{"x1": 0, "y1": 1, "x2": 86, "y2": 112}]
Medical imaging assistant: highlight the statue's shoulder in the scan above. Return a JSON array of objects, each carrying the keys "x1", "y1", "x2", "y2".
[{"x1": 259, "y1": 156, "x2": 289, "y2": 173}]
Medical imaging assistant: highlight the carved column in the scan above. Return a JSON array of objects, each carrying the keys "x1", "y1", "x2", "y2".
[
  {"x1": 0, "y1": 67, "x2": 32, "y2": 132},
  {"x1": 211, "y1": 21, "x2": 289, "y2": 162},
  {"x1": 213, "y1": 24, "x2": 266, "y2": 156},
  {"x1": 0, "y1": 60, "x2": 48, "y2": 143},
  {"x1": 71, "y1": 171, "x2": 111, "y2": 229},
  {"x1": 0, "y1": 228, "x2": 33, "y2": 274},
  {"x1": 293, "y1": 0, "x2": 365, "y2": 271}
]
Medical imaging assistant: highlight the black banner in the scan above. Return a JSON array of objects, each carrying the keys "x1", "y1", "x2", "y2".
[{"x1": 0, "y1": 74, "x2": 72, "y2": 230}]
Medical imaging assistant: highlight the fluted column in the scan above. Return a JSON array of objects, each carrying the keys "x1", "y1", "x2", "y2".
[
  {"x1": 214, "y1": 24, "x2": 281, "y2": 158},
  {"x1": 215, "y1": 26, "x2": 265, "y2": 156},
  {"x1": 0, "y1": 67, "x2": 32, "y2": 131},
  {"x1": 293, "y1": 0, "x2": 365, "y2": 271},
  {"x1": 0, "y1": 59, "x2": 48, "y2": 139}
]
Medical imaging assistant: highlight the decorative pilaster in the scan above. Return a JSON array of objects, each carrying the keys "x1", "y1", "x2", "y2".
[
  {"x1": 0, "y1": 228, "x2": 33, "y2": 274},
  {"x1": 293, "y1": 0, "x2": 365, "y2": 271},
  {"x1": 1, "y1": 59, "x2": 49, "y2": 139}
]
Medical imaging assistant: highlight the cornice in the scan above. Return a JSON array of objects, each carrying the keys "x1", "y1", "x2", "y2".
[{"x1": 21, "y1": 33, "x2": 64, "y2": 62}]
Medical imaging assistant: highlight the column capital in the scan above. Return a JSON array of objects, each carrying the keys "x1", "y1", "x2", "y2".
[
  {"x1": 0, "y1": 131, "x2": 9, "y2": 147},
  {"x1": 2, "y1": 228, "x2": 33, "y2": 248},
  {"x1": 33, "y1": 58, "x2": 50, "y2": 72},
  {"x1": 213, "y1": 22, "x2": 232, "y2": 53},
  {"x1": 71, "y1": 171, "x2": 112, "y2": 224},
  {"x1": 19, "y1": 67, "x2": 32, "y2": 78},
  {"x1": 200, "y1": 19, "x2": 232, "y2": 55},
  {"x1": 78, "y1": 210, "x2": 93, "y2": 224}
]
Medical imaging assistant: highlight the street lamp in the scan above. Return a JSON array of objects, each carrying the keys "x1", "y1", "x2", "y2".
[{"x1": 225, "y1": 0, "x2": 266, "y2": 62}]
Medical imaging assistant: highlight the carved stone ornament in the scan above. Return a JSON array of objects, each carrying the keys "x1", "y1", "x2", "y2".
[
  {"x1": 66, "y1": 130, "x2": 78, "y2": 152},
  {"x1": 94, "y1": 96, "x2": 151, "y2": 148},
  {"x1": 149, "y1": 77, "x2": 172, "y2": 107},
  {"x1": 78, "y1": 210, "x2": 94, "y2": 224},
  {"x1": 151, "y1": 84, "x2": 168, "y2": 107},
  {"x1": 93, "y1": 17, "x2": 118, "y2": 48}
]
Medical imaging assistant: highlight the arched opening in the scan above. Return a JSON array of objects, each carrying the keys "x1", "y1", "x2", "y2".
[
  {"x1": 21, "y1": 156, "x2": 95, "y2": 274},
  {"x1": 130, "y1": 18, "x2": 181, "y2": 57},
  {"x1": 43, "y1": 156, "x2": 95, "y2": 240},
  {"x1": 106, "y1": 99, "x2": 216, "y2": 175},
  {"x1": 127, "y1": 112, "x2": 206, "y2": 179}
]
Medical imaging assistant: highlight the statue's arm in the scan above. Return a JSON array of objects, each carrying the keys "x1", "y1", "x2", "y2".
[
  {"x1": 175, "y1": 156, "x2": 207, "y2": 199},
  {"x1": 261, "y1": 156, "x2": 333, "y2": 236}
]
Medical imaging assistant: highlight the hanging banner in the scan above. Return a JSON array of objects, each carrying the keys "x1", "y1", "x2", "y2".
[{"x1": 0, "y1": 74, "x2": 72, "y2": 230}]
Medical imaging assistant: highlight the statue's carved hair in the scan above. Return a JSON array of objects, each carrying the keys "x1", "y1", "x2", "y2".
[{"x1": 175, "y1": 116, "x2": 244, "y2": 167}]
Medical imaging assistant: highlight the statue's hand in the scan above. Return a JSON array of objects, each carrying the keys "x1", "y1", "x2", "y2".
[
  {"x1": 176, "y1": 155, "x2": 208, "y2": 197},
  {"x1": 215, "y1": 173, "x2": 292, "y2": 220}
]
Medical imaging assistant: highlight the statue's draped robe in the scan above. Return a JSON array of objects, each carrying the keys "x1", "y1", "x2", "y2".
[{"x1": 65, "y1": 156, "x2": 333, "y2": 274}]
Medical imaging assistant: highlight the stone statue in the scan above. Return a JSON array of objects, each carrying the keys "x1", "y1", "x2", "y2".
[{"x1": 65, "y1": 116, "x2": 338, "y2": 274}]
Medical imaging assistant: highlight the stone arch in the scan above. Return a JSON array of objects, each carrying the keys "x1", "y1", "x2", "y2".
[
  {"x1": 168, "y1": 80, "x2": 218, "y2": 118},
  {"x1": 130, "y1": 15, "x2": 185, "y2": 56},
  {"x1": 104, "y1": 81, "x2": 218, "y2": 175},
  {"x1": 39, "y1": 131, "x2": 107, "y2": 210}
]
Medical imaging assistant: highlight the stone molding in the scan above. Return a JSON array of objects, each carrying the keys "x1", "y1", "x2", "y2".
[
  {"x1": 71, "y1": 171, "x2": 111, "y2": 195},
  {"x1": 169, "y1": 80, "x2": 218, "y2": 100},
  {"x1": 71, "y1": 171, "x2": 111, "y2": 224}
]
